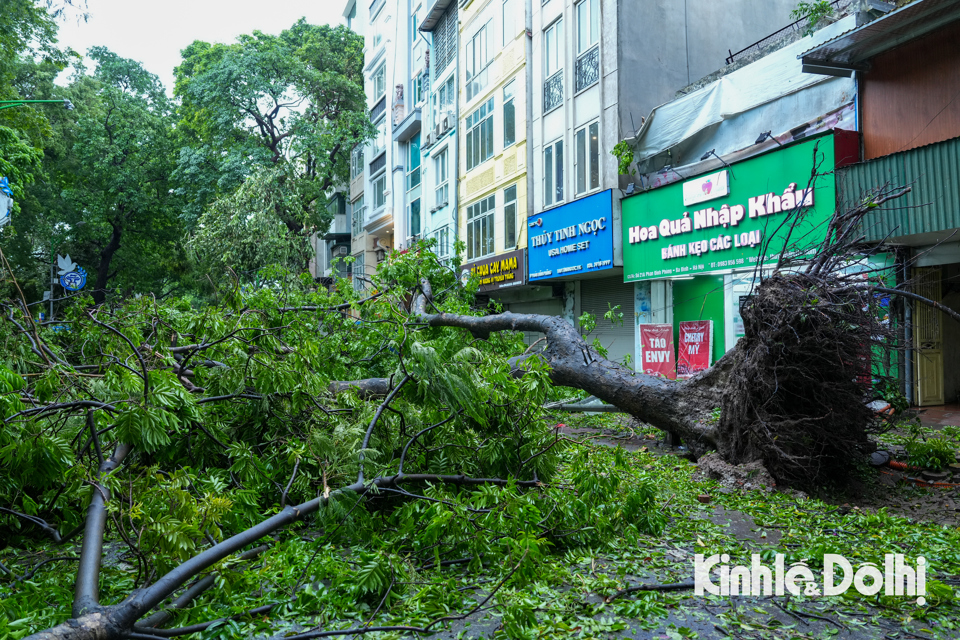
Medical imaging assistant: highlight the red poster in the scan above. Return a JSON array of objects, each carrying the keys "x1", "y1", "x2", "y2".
[
  {"x1": 678, "y1": 320, "x2": 713, "y2": 378},
  {"x1": 639, "y1": 324, "x2": 676, "y2": 380}
]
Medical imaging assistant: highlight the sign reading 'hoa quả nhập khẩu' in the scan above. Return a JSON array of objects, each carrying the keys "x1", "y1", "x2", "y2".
[{"x1": 621, "y1": 135, "x2": 837, "y2": 282}]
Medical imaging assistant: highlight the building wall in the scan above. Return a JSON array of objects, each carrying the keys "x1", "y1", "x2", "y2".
[
  {"x1": 861, "y1": 20, "x2": 960, "y2": 160},
  {"x1": 616, "y1": 0, "x2": 802, "y2": 136},
  {"x1": 457, "y1": 0, "x2": 529, "y2": 265}
]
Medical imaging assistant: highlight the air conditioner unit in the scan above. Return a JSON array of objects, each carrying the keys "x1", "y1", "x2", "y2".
[
  {"x1": 434, "y1": 123, "x2": 441, "y2": 138},
  {"x1": 335, "y1": 245, "x2": 349, "y2": 256},
  {"x1": 441, "y1": 115, "x2": 451, "y2": 133},
  {"x1": 424, "y1": 132, "x2": 434, "y2": 148}
]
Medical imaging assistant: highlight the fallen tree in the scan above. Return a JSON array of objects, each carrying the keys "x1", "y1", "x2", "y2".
[{"x1": 2, "y1": 175, "x2": 951, "y2": 639}]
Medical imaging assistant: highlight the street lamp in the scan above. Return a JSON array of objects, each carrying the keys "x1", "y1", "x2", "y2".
[{"x1": 0, "y1": 99, "x2": 74, "y2": 111}]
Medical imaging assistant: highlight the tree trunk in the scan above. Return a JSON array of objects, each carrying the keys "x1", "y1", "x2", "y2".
[{"x1": 92, "y1": 222, "x2": 122, "y2": 305}]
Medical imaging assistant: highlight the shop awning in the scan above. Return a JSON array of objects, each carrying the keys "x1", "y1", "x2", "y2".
[
  {"x1": 800, "y1": 0, "x2": 960, "y2": 76},
  {"x1": 629, "y1": 15, "x2": 856, "y2": 163}
]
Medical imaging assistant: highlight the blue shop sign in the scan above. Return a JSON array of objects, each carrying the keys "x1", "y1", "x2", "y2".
[{"x1": 527, "y1": 189, "x2": 614, "y2": 281}]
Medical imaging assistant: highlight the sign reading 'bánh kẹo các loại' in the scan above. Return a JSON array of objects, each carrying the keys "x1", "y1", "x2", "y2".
[{"x1": 622, "y1": 135, "x2": 838, "y2": 282}]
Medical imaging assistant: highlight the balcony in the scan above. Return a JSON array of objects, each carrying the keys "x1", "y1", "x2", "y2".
[
  {"x1": 575, "y1": 45, "x2": 599, "y2": 93},
  {"x1": 370, "y1": 97, "x2": 386, "y2": 122},
  {"x1": 543, "y1": 70, "x2": 563, "y2": 114}
]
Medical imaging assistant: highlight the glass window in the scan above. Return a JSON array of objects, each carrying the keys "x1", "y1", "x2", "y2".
[
  {"x1": 467, "y1": 195, "x2": 496, "y2": 260},
  {"x1": 503, "y1": 0, "x2": 515, "y2": 46},
  {"x1": 372, "y1": 118, "x2": 386, "y2": 157},
  {"x1": 465, "y1": 97, "x2": 495, "y2": 171},
  {"x1": 545, "y1": 19, "x2": 564, "y2": 78},
  {"x1": 433, "y1": 225, "x2": 451, "y2": 258},
  {"x1": 351, "y1": 145, "x2": 364, "y2": 179},
  {"x1": 576, "y1": 0, "x2": 599, "y2": 54},
  {"x1": 465, "y1": 21, "x2": 493, "y2": 102},
  {"x1": 544, "y1": 138, "x2": 564, "y2": 206},
  {"x1": 434, "y1": 147, "x2": 449, "y2": 208},
  {"x1": 372, "y1": 64, "x2": 386, "y2": 101},
  {"x1": 409, "y1": 198, "x2": 421, "y2": 237},
  {"x1": 504, "y1": 185, "x2": 517, "y2": 249},
  {"x1": 503, "y1": 79, "x2": 516, "y2": 147},
  {"x1": 411, "y1": 8, "x2": 420, "y2": 52},
  {"x1": 411, "y1": 73, "x2": 424, "y2": 105},
  {"x1": 407, "y1": 133, "x2": 421, "y2": 190},
  {"x1": 574, "y1": 120, "x2": 600, "y2": 194},
  {"x1": 372, "y1": 172, "x2": 387, "y2": 210},
  {"x1": 353, "y1": 252, "x2": 365, "y2": 291},
  {"x1": 351, "y1": 196, "x2": 365, "y2": 236}
]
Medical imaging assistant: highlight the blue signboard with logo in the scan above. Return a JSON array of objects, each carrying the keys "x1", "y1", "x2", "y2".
[{"x1": 527, "y1": 189, "x2": 614, "y2": 281}]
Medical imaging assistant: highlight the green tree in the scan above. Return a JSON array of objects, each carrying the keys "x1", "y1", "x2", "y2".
[
  {"x1": 175, "y1": 21, "x2": 370, "y2": 277},
  {"x1": 54, "y1": 48, "x2": 187, "y2": 303}
]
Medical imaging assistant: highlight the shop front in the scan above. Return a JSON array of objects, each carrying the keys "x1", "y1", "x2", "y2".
[
  {"x1": 524, "y1": 190, "x2": 636, "y2": 365},
  {"x1": 622, "y1": 133, "x2": 847, "y2": 376}
]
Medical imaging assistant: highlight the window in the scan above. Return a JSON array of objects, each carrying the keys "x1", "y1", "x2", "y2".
[
  {"x1": 372, "y1": 171, "x2": 386, "y2": 210},
  {"x1": 432, "y1": 225, "x2": 451, "y2": 258},
  {"x1": 575, "y1": 120, "x2": 599, "y2": 195},
  {"x1": 465, "y1": 21, "x2": 493, "y2": 102},
  {"x1": 439, "y1": 75, "x2": 455, "y2": 113},
  {"x1": 465, "y1": 97, "x2": 494, "y2": 171},
  {"x1": 434, "y1": 147, "x2": 449, "y2": 208},
  {"x1": 409, "y1": 199, "x2": 421, "y2": 238},
  {"x1": 504, "y1": 185, "x2": 517, "y2": 249},
  {"x1": 353, "y1": 252, "x2": 365, "y2": 291},
  {"x1": 544, "y1": 138, "x2": 564, "y2": 207},
  {"x1": 371, "y1": 118, "x2": 386, "y2": 157},
  {"x1": 351, "y1": 146, "x2": 364, "y2": 179},
  {"x1": 407, "y1": 133, "x2": 421, "y2": 191},
  {"x1": 411, "y1": 8, "x2": 420, "y2": 52},
  {"x1": 575, "y1": 0, "x2": 600, "y2": 91},
  {"x1": 434, "y1": 4, "x2": 457, "y2": 74},
  {"x1": 467, "y1": 194, "x2": 496, "y2": 260},
  {"x1": 372, "y1": 64, "x2": 386, "y2": 101},
  {"x1": 411, "y1": 72, "x2": 424, "y2": 105},
  {"x1": 503, "y1": 0, "x2": 516, "y2": 46},
  {"x1": 503, "y1": 79, "x2": 516, "y2": 147},
  {"x1": 576, "y1": 0, "x2": 599, "y2": 53},
  {"x1": 544, "y1": 20, "x2": 564, "y2": 112},
  {"x1": 436, "y1": 75, "x2": 455, "y2": 130},
  {"x1": 351, "y1": 196, "x2": 365, "y2": 236}
]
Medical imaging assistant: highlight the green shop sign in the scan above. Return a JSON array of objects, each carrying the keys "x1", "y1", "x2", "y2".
[{"x1": 622, "y1": 135, "x2": 837, "y2": 282}]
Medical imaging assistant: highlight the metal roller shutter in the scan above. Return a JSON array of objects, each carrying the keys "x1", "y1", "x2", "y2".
[
  {"x1": 506, "y1": 298, "x2": 563, "y2": 346},
  {"x1": 580, "y1": 277, "x2": 635, "y2": 366}
]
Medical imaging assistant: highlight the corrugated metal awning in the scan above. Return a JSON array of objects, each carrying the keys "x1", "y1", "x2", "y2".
[
  {"x1": 800, "y1": 0, "x2": 960, "y2": 75},
  {"x1": 419, "y1": 0, "x2": 455, "y2": 32}
]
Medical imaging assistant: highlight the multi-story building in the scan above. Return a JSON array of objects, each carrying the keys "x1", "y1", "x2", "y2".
[
  {"x1": 521, "y1": 0, "x2": 833, "y2": 365},
  {"x1": 418, "y1": 0, "x2": 460, "y2": 263},
  {"x1": 455, "y1": 0, "x2": 531, "y2": 299}
]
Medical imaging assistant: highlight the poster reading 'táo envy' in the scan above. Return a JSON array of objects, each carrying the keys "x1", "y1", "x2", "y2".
[
  {"x1": 639, "y1": 324, "x2": 676, "y2": 380},
  {"x1": 678, "y1": 320, "x2": 713, "y2": 378}
]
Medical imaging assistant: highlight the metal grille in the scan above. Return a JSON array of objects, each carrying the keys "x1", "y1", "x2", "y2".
[
  {"x1": 543, "y1": 70, "x2": 563, "y2": 114},
  {"x1": 369, "y1": 152, "x2": 386, "y2": 174},
  {"x1": 575, "y1": 45, "x2": 599, "y2": 92},
  {"x1": 434, "y1": 4, "x2": 457, "y2": 74},
  {"x1": 726, "y1": 0, "x2": 845, "y2": 65},
  {"x1": 369, "y1": 97, "x2": 386, "y2": 122}
]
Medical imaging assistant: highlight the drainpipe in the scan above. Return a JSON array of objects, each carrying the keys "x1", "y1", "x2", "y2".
[
  {"x1": 453, "y1": 26, "x2": 461, "y2": 257},
  {"x1": 903, "y1": 248, "x2": 913, "y2": 404},
  {"x1": 525, "y1": 0, "x2": 534, "y2": 243}
]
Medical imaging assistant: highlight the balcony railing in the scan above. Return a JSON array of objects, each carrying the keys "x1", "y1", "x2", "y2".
[
  {"x1": 543, "y1": 70, "x2": 563, "y2": 114},
  {"x1": 575, "y1": 45, "x2": 599, "y2": 93},
  {"x1": 370, "y1": 97, "x2": 386, "y2": 122}
]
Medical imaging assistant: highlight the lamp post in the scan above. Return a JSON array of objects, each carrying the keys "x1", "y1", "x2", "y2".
[
  {"x1": 47, "y1": 222, "x2": 85, "y2": 322},
  {"x1": 0, "y1": 99, "x2": 74, "y2": 111}
]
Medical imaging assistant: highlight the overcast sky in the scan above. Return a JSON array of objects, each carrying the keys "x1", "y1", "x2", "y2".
[{"x1": 55, "y1": 0, "x2": 346, "y2": 93}]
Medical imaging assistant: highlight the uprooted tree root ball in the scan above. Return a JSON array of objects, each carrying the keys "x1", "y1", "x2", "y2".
[{"x1": 716, "y1": 273, "x2": 884, "y2": 488}]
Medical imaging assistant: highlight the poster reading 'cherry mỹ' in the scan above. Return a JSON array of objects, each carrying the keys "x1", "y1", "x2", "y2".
[
  {"x1": 639, "y1": 324, "x2": 676, "y2": 380},
  {"x1": 677, "y1": 320, "x2": 713, "y2": 378}
]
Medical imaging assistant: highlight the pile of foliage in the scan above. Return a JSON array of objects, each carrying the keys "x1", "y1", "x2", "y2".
[{"x1": 0, "y1": 249, "x2": 666, "y2": 639}]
